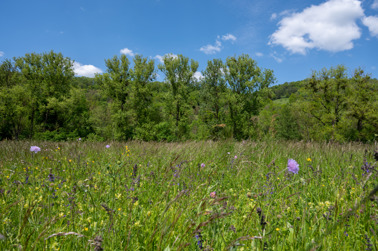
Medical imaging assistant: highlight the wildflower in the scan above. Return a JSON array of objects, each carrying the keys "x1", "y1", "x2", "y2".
[
  {"x1": 276, "y1": 228, "x2": 280, "y2": 231},
  {"x1": 201, "y1": 163, "x2": 205, "y2": 168},
  {"x1": 307, "y1": 157, "x2": 312, "y2": 162},
  {"x1": 84, "y1": 227, "x2": 88, "y2": 231},
  {"x1": 195, "y1": 232, "x2": 203, "y2": 249},
  {"x1": 287, "y1": 159, "x2": 299, "y2": 174},
  {"x1": 234, "y1": 155, "x2": 237, "y2": 159},
  {"x1": 78, "y1": 138, "x2": 81, "y2": 141},
  {"x1": 30, "y1": 146, "x2": 41, "y2": 153},
  {"x1": 106, "y1": 145, "x2": 110, "y2": 148},
  {"x1": 210, "y1": 192, "x2": 216, "y2": 198}
]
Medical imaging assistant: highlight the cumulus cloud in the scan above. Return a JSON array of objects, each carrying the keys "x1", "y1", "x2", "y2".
[
  {"x1": 269, "y1": 0, "x2": 364, "y2": 54},
  {"x1": 154, "y1": 55, "x2": 164, "y2": 63},
  {"x1": 0, "y1": 51, "x2": 4, "y2": 57},
  {"x1": 193, "y1": 71, "x2": 204, "y2": 81},
  {"x1": 73, "y1": 62, "x2": 103, "y2": 78},
  {"x1": 154, "y1": 53, "x2": 178, "y2": 63},
  {"x1": 362, "y1": 16, "x2": 378, "y2": 37},
  {"x1": 200, "y1": 40, "x2": 222, "y2": 55},
  {"x1": 221, "y1": 34, "x2": 237, "y2": 42},
  {"x1": 200, "y1": 33, "x2": 237, "y2": 55},
  {"x1": 120, "y1": 48, "x2": 135, "y2": 57}
]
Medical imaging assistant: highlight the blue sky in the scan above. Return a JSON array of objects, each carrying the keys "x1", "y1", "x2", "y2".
[{"x1": 1, "y1": 0, "x2": 378, "y2": 85}]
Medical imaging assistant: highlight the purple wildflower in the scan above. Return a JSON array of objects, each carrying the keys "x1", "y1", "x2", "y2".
[
  {"x1": 195, "y1": 232, "x2": 203, "y2": 249},
  {"x1": 234, "y1": 155, "x2": 237, "y2": 159},
  {"x1": 30, "y1": 146, "x2": 41, "y2": 153},
  {"x1": 106, "y1": 144, "x2": 110, "y2": 148},
  {"x1": 201, "y1": 163, "x2": 205, "y2": 168},
  {"x1": 78, "y1": 138, "x2": 81, "y2": 141},
  {"x1": 287, "y1": 159, "x2": 299, "y2": 174}
]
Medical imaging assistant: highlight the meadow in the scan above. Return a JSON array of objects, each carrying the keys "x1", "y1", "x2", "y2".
[{"x1": 0, "y1": 140, "x2": 377, "y2": 250}]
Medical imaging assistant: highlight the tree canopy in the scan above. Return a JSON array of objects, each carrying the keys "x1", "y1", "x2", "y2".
[{"x1": 0, "y1": 51, "x2": 377, "y2": 142}]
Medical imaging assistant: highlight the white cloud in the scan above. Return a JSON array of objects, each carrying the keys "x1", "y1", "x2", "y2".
[
  {"x1": 165, "y1": 53, "x2": 178, "y2": 59},
  {"x1": 270, "y1": 13, "x2": 278, "y2": 21},
  {"x1": 255, "y1": 52, "x2": 264, "y2": 57},
  {"x1": 0, "y1": 51, "x2": 4, "y2": 57},
  {"x1": 193, "y1": 71, "x2": 204, "y2": 81},
  {"x1": 221, "y1": 34, "x2": 237, "y2": 42},
  {"x1": 120, "y1": 48, "x2": 135, "y2": 57},
  {"x1": 269, "y1": 0, "x2": 364, "y2": 54},
  {"x1": 73, "y1": 62, "x2": 103, "y2": 78},
  {"x1": 270, "y1": 53, "x2": 283, "y2": 63},
  {"x1": 154, "y1": 55, "x2": 164, "y2": 63},
  {"x1": 362, "y1": 16, "x2": 378, "y2": 37},
  {"x1": 200, "y1": 33, "x2": 237, "y2": 55},
  {"x1": 154, "y1": 53, "x2": 178, "y2": 63},
  {"x1": 200, "y1": 40, "x2": 222, "y2": 55},
  {"x1": 372, "y1": 0, "x2": 378, "y2": 9}
]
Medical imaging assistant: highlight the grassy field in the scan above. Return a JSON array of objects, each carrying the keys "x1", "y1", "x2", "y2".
[{"x1": 0, "y1": 140, "x2": 377, "y2": 250}]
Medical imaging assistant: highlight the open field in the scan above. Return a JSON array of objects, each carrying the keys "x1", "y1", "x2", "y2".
[{"x1": 0, "y1": 140, "x2": 377, "y2": 250}]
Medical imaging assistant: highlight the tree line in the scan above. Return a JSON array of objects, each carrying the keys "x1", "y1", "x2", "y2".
[{"x1": 0, "y1": 51, "x2": 377, "y2": 142}]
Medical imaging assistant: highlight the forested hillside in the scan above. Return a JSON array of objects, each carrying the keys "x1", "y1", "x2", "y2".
[{"x1": 1, "y1": 51, "x2": 377, "y2": 142}]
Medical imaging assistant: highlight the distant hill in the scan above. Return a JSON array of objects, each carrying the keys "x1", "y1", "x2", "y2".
[
  {"x1": 270, "y1": 78, "x2": 378, "y2": 101},
  {"x1": 270, "y1": 80, "x2": 307, "y2": 100}
]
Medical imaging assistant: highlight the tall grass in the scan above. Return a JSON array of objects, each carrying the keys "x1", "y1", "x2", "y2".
[{"x1": 0, "y1": 140, "x2": 377, "y2": 250}]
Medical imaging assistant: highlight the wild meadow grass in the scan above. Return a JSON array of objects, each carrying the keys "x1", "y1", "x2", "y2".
[{"x1": 0, "y1": 140, "x2": 377, "y2": 250}]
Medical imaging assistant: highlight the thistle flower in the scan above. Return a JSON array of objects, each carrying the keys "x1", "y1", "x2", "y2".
[
  {"x1": 30, "y1": 146, "x2": 41, "y2": 153},
  {"x1": 287, "y1": 159, "x2": 299, "y2": 174}
]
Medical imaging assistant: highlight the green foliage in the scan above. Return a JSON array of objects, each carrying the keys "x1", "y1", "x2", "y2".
[
  {"x1": 158, "y1": 54, "x2": 199, "y2": 138},
  {"x1": 96, "y1": 55, "x2": 133, "y2": 140},
  {"x1": 0, "y1": 51, "x2": 88, "y2": 140},
  {"x1": 345, "y1": 69, "x2": 378, "y2": 141},
  {"x1": 270, "y1": 80, "x2": 306, "y2": 100},
  {"x1": 0, "y1": 85, "x2": 31, "y2": 139},
  {"x1": 1, "y1": 51, "x2": 377, "y2": 142},
  {"x1": 225, "y1": 54, "x2": 275, "y2": 139},
  {"x1": 292, "y1": 65, "x2": 378, "y2": 142}
]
